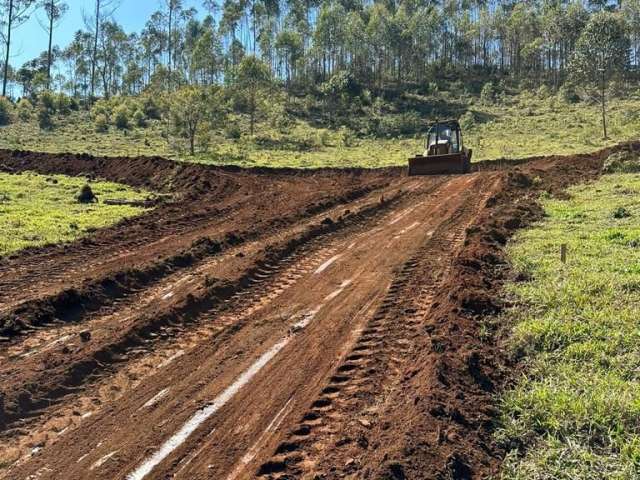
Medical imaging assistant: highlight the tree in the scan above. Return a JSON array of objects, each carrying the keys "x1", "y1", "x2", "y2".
[
  {"x1": 570, "y1": 11, "x2": 630, "y2": 139},
  {"x1": 2, "y1": 0, "x2": 36, "y2": 96},
  {"x1": 169, "y1": 85, "x2": 226, "y2": 155},
  {"x1": 84, "y1": 0, "x2": 120, "y2": 99},
  {"x1": 39, "y1": 0, "x2": 68, "y2": 89},
  {"x1": 235, "y1": 55, "x2": 271, "y2": 135}
]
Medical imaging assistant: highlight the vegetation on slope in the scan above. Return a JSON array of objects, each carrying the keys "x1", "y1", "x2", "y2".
[
  {"x1": 2, "y1": 89, "x2": 640, "y2": 168},
  {"x1": 497, "y1": 172, "x2": 640, "y2": 478},
  {"x1": 0, "y1": 171, "x2": 150, "y2": 256}
]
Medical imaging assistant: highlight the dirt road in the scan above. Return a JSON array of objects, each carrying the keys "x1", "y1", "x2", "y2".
[{"x1": 0, "y1": 146, "x2": 628, "y2": 479}]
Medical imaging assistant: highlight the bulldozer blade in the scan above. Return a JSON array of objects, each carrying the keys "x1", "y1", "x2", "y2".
[{"x1": 407, "y1": 152, "x2": 471, "y2": 176}]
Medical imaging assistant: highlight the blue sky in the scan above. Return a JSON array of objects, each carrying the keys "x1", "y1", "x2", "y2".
[{"x1": 9, "y1": 0, "x2": 204, "y2": 68}]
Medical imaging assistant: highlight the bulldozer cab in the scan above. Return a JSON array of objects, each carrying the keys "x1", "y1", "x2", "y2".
[
  {"x1": 426, "y1": 123, "x2": 461, "y2": 156},
  {"x1": 408, "y1": 120, "x2": 472, "y2": 176}
]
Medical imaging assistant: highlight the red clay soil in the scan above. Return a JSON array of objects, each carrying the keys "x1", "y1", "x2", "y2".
[{"x1": 0, "y1": 144, "x2": 633, "y2": 480}]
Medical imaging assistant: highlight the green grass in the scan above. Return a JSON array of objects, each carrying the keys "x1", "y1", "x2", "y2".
[
  {"x1": 2, "y1": 92, "x2": 639, "y2": 168},
  {"x1": 497, "y1": 174, "x2": 640, "y2": 479},
  {"x1": 0, "y1": 171, "x2": 151, "y2": 256}
]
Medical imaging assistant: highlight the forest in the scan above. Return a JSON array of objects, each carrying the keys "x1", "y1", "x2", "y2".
[{"x1": 1, "y1": 0, "x2": 639, "y2": 99}]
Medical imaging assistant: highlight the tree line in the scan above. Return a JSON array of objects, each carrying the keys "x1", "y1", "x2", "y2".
[{"x1": 1, "y1": 0, "x2": 640, "y2": 100}]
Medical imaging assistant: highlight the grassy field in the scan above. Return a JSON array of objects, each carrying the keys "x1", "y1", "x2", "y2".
[
  {"x1": 1, "y1": 92, "x2": 639, "y2": 168},
  {"x1": 0, "y1": 171, "x2": 150, "y2": 256},
  {"x1": 497, "y1": 173, "x2": 640, "y2": 479}
]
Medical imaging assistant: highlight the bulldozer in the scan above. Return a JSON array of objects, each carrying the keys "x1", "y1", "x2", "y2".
[{"x1": 408, "y1": 120, "x2": 472, "y2": 175}]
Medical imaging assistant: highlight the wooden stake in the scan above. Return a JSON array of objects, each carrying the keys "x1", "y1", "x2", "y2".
[{"x1": 560, "y1": 243, "x2": 567, "y2": 264}]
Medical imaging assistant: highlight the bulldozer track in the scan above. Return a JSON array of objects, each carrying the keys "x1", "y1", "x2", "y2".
[{"x1": 255, "y1": 191, "x2": 480, "y2": 479}]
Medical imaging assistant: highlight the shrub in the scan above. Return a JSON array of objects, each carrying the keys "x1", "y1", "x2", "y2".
[
  {"x1": 133, "y1": 109, "x2": 147, "y2": 127},
  {"x1": 317, "y1": 129, "x2": 331, "y2": 147},
  {"x1": 376, "y1": 112, "x2": 422, "y2": 137},
  {"x1": 613, "y1": 206, "x2": 631, "y2": 219},
  {"x1": 114, "y1": 105, "x2": 130, "y2": 130},
  {"x1": 225, "y1": 122, "x2": 242, "y2": 139},
  {"x1": 481, "y1": 82, "x2": 497, "y2": 104},
  {"x1": 558, "y1": 83, "x2": 580, "y2": 104},
  {"x1": 0, "y1": 96, "x2": 11, "y2": 125},
  {"x1": 94, "y1": 113, "x2": 109, "y2": 133},
  {"x1": 39, "y1": 91, "x2": 56, "y2": 112},
  {"x1": 459, "y1": 111, "x2": 476, "y2": 130},
  {"x1": 537, "y1": 84, "x2": 551, "y2": 99},
  {"x1": 339, "y1": 126, "x2": 356, "y2": 147},
  {"x1": 17, "y1": 99, "x2": 32, "y2": 121},
  {"x1": 55, "y1": 93, "x2": 73, "y2": 115},
  {"x1": 38, "y1": 107, "x2": 54, "y2": 130},
  {"x1": 603, "y1": 151, "x2": 640, "y2": 174},
  {"x1": 608, "y1": 79, "x2": 627, "y2": 98},
  {"x1": 141, "y1": 95, "x2": 161, "y2": 119},
  {"x1": 91, "y1": 99, "x2": 111, "y2": 121},
  {"x1": 77, "y1": 184, "x2": 97, "y2": 203}
]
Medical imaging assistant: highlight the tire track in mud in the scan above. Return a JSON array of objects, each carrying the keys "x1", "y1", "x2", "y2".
[
  {"x1": 0, "y1": 181, "x2": 389, "y2": 339},
  {"x1": 0, "y1": 180, "x2": 449, "y2": 470},
  {"x1": 255, "y1": 179, "x2": 494, "y2": 479}
]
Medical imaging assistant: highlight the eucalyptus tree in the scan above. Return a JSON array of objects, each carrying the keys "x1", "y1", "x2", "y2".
[
  {"x1": 39, "y1": 0, "x2": 68, "y2": 88},
  {"x1": 2, "y1": 0, "x2": 37, "y2": 96},
  {"x1": 570, "y1": 10, "x2": 630, "y2": 138}
]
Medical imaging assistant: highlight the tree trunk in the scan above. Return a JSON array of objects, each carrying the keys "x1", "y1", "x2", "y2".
[
  {"x1": 601, "y1": 68, "x2": 608, "y2": 140},
  {"x1": 91, "y1": 0, "x2": 100, "y2": 99},
  {"x1": 2, "y1": 0, "x2": 14, "y2": 97},
  {"x1": 168, "y1": 2, "x2": 173, "y2": 86},
  {"x1": 250, "y1": 91, "x2": 255, "y2": 135},
  {"x1": 47, "y1": 0, "x2": 54, "y2": 90}
]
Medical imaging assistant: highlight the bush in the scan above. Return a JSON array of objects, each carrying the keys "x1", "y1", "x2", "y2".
[
  {"x1": 603, "y1": 151, "x2": 640, "y2": 174},
  {"x1": 39, "y1": 91, "x2": 56, "y2": 112},
  {"x1": 114, "y1": 105, "x2": 130, "y2": 130},
  {"x1": 558, "y1": 84, "x2": 580, "y2": 104},
  {"x1": 141, "y1": 95, "x2": 161, "y2": 120},
  {"x1": 338, "y1": 126, "x2": 356, "y2": 147},
  {"x1": 481, "y1": 82, "x2": 497, "y2": 104},
  {"x1": 613, "y1": 206, "x2": 631, "y2": 219},
  {"x1": 376, "y1": 112, "x2": 422, "y2": 137},
  {"x1": 77, "y1": 184, "x2": 97, "y2": 203},
  {"x1": 0, "y1": 96, "x2": 11, "y2": 125},
  {"x1": 17, "y1": 99, "x2": 32, "y2": 121},
  {"x1": 225, "y1": 122, "x2": 242, "y2": 139},
  {"x1": 537, "y1": 84, "x2": 551, "y2": 99},
  {"x1": 54, "y1": 93, "x2": 72, "y2": 115},
  {"x1": 38, "y1": 107, "x2": 54, "y2": 130},
  {"x1": 94, "y1": 113, "x2": 109, "y2": 133},
  {"x1": 608, "y1": 79, "x2": 627, "y2": 98},
  {"x1": 91, "y1": 99, "x2": 111, "y2": 120},
  {"x1": 133, "y1": 109, "x2": 146, "y2": 127},
  {"x1": 269, "y1": 105, "x2": 293, "y2": 132},
  {"x1": 317, "y1": 129, "x2": 331, "y2": 147},
  {"x1": 459, "y1": 111, "x2": 476, "y2": 130}
]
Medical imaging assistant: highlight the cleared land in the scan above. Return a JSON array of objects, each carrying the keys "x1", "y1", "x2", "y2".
[{"x1": 0, "y1": 144, "x2": 629, "y2": 479}]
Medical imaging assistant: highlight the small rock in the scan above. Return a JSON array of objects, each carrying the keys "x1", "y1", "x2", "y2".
[
  {"x1": 79, "y1": 330, "x2": 91, "y2": 342},
  {"x1": 358, "y1": 418, "x2": 371, "y2": 428}
]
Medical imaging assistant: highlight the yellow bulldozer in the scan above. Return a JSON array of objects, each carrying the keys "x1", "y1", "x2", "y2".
[{"x1": 408, "y1": 120, "x2": 472, "y2": 175}]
